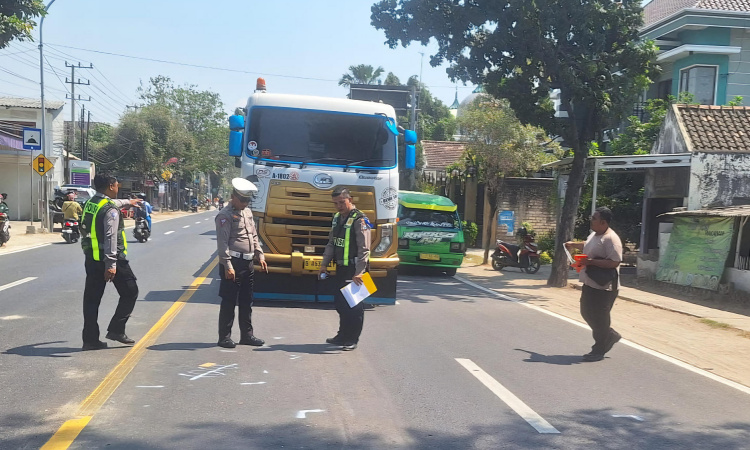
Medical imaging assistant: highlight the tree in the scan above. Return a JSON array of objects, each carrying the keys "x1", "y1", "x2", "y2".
[
  {"x1": 0, "y1": 0, "x2": 45, "y2": 49},
  {"x1": 384, "y1": 72, "x2": 401, "y2": 86},
  {"x1": 338, "y1": 64, "x2": 385, "y2": 86},
  {"x1": 458, "y1": 97, "x2": 559, "y2": 263},
  {"x1": 372, "y1": 0, "x2": 658, "y2": 286}
]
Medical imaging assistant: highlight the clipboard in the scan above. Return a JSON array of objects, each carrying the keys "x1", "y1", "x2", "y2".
[{"x1": 340, "y1": 272, "x2": 377, "y2": 308}]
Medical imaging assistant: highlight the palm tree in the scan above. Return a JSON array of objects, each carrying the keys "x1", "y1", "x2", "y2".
[{"x1": 338, "y1": 64, "x2": 385, "y2": 87}]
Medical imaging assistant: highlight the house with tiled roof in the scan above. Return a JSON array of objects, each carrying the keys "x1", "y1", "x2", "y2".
[
  {"x1": 421, "y1": 140, "x2": 466, "y2": 176},
  {"x1": 637, "y1": 104, "x2": 750, "y2": 289},
  {"x1": 641, "y1": 0, "x2": 750, "y2": 105}
]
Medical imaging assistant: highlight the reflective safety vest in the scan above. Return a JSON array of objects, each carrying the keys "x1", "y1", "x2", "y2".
[
  {"x1": 80, "y1": 196, "x2": 127, "y2": 261},
  {"x1": 332, "y1": 209, "x2": 365, "y2": 267}
]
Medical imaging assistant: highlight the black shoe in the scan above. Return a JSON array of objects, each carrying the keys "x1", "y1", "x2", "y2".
[
  {"x1": 217, "y1": 338, "x2": 236, "y2": 348},
  {"x1": 105, "y1": 332, "x2": 135, "y2": 345},
  {"x1": 341, "y1": 342, "x2": 358, "y2": 351},
  {"x1": 238, "y1": 336, "x2": 265, "y2": 346},
  {"x1": 603, "y1": 331, "x2": 621, "y2": 354},
  {"x1": 582, "y1": 352, "x2": 604, "y2": 362},
  {"x1": 326, "y1": 336, "x2": 345, "y2": 345},
  {"x1": 82, "y1": 340, "x2": 108, "y2": 351}
]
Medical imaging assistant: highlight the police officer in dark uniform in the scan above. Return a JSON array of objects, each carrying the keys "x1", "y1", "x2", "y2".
[
  {"x1": 80, "y1": 174, "x2": 142, "y2": 351},
  {"x1": 319, "y1": 188, "x2": 371, "y2": 351},
  {"x1": 215, "y1": 178, "x2": 268, "y2": 348}
]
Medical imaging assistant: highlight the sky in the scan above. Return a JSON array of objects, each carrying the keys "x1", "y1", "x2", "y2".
[{"x1": 0, "y1": 0, "x2": 477, "y2": 125}]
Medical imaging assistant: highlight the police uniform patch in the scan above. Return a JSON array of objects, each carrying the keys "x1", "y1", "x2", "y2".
[
  {"x1": 108, "y1": 209, "x2": 118, "y2": 219},
  {"x1": 345, "y1": 217, "x2": 354, "y2": 227},
  {"x1": 220, "y1": 218, "x2": 227, "y2": 225}
]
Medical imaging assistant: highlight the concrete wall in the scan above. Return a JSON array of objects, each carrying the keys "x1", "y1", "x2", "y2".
[
  {"x1": 727, "y1": 29, "x2": 750, "y2": 102},
  {"x1": 494, "y1": 178, "x2": 556, "y2": 238},
  {"x1": 688, "y1": 152, "x2": 750, "y2": 210},
  {"x1": 652, "y1": 106, "x2": 689, "y2": 155}
]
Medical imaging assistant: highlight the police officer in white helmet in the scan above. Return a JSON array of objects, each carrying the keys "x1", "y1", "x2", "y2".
[{"x1": 215, "y1": 178, "x2": 268, "y2": 348}]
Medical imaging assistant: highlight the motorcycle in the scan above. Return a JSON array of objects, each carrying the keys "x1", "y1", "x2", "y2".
[
  {"x1": 133, "y1": 215, "x2": 150, "y2": 243},
  {"x1": 491, "y1": 228, "x2": 541, "y2": 274},
  {"x1": 0, "y1": 211, "x2": 10, "y2": 246},
  {"x1": 61, "y1": 219, "x2": 80, "y2": 244}
]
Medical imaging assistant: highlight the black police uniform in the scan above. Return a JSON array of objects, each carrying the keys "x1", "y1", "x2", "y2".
[{"x1": 80, "y1": 194, "x2": 138, "y2": 346}]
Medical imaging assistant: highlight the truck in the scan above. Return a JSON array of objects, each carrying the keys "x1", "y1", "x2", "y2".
[
  {"x1": 397, "y1": 191, "x2": 465, "y2": 276},
  {"x1": 227, "y1": 79, "x2": 417, "y2": 304}
]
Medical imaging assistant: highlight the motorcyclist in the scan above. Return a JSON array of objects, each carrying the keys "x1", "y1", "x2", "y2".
[
  {"x1": 62, "y1": 191, "x2": 83, "y2": 221},
  {"x1": 134, "y1": 193, "x2": 152, "y2": 231},
  {"x1": 0, "y1": 193, "x2": 8, "y2": 215}
]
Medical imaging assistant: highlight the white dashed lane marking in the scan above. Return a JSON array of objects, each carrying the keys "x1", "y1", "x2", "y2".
[
  {"x1": 164, "y1": 231, "x2": 175, "y2": 235},
  {"x1": 0, "y1": 277, "x2": 37, "y2": 293}
]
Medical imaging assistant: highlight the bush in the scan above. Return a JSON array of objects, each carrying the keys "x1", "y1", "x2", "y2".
[
  {"x1": 462, "y1": 220, "x2": 478, "y2": 248},
  {"x1": 539, "y1": 251, "x2": 552, "y2": 265},
  {"x1": 537, "y1": 230, "x2": 556, "y2": 259}
]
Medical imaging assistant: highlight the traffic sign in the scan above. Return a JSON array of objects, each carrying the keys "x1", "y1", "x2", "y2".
[
  {"x1": 33, "y1": 154, "x2": 53, "y2": 176},
  {"x1": 22, "y1": 127, "x2": 42, "y2": 150}
]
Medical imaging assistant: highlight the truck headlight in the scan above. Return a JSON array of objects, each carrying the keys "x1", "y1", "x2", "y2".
[
  {"x1": 398, "y1": 238, "x2": 409, "y2": 248},
  {"x1": 450, "y1": 242, "x2": 464, "y2": 253},
  {"x1": 373, "y1": 223, "x2": 393, "y2": 256}
]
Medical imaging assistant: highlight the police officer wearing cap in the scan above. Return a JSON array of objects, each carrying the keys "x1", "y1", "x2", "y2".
[
  {"x1": 215, "y1": 178, "x2": 268, "y2": 348},
  {"x1": 318, "y1": 187, "x2": 371, "y2": 351},
  {"x1": 80, "y1": 174, "x2": 142, "y2": 351}
]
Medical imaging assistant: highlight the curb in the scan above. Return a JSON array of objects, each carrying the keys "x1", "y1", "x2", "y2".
[{"x1": 568, "y1": 282, "x2": 702, "y2": 319}]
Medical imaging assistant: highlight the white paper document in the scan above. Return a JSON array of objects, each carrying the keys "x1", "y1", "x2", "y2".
[{"x1": 340, "y1": 272, "x2": 377, "y2": 308}]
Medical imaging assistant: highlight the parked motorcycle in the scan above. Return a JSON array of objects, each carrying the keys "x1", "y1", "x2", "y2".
[
  {"x1": 0, "y1": 211, "x2": 10, "y2": 246},
  {"x1": 491, "y1": 228, "x2": 541, "y2": 274},
  {"x1": 61, "y1": 219, "x2": 80, "y2": 244},
  {"x1": 133, "y1": 215, "x2": 150, "y2": 243}
]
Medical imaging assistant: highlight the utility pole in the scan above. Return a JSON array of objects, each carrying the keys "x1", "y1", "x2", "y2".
[
  {"x1": 80, "y1": 104, "x2": 86, "y2": 158},
  {"x1": 84, "y1": 110, "x2": 91, "y2": 162},
  {"x1": 65, "y1": 62, "x2": 93, "y2": 183}
]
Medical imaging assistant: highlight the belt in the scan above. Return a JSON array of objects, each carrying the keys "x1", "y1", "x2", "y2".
[{"x1": 229, "y1": 250, "x2": 253, "y2": 260}]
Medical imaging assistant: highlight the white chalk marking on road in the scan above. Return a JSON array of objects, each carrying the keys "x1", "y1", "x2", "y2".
[
  {"x1": 612, "y1": 414, "x2": 644, "y2": 421},
  {"x1": 220, "y1": 350, "x2": 237, "y2": 353},
  {"x1": 164, "y1": 231, "x2": 175, "y2": 235},
  {"x1": 290, "y1": 355, "x2": 301, "y2": 360},
  {"x1": 273, "y1": 336, "x2": 284, "y2": 340},
  {"x1": 456, "y1": 358, "x2": 560, "y2": 434},
  {"x1": 0, "y1": 243, "x2": 51, "y2": 256},
  {"x1": 241, "y1": 381, "x2": 267, "y2": 385},
  {"x1": 453, "y1": 275, "x2": 750, "y2": 397},
  {"x1": 0, "y1": 315, "x2": 26, "y2": 320},
  {"x1": 136, "y1": 385, "x2": 164, "y2": 388},
  {"x1": 395, "y1": 301, "x2": 401, "y2": 305},
  {"x1": 195, "y1": 221, "x2": 201, "y2": 224},
  {"x1": 179, "y1": 363, "x2": 238, "y2": 381},
  {"x1": 296, "y1": 409, "x2": 325, "y2": 419},
  {"x1": 144, "y1": 405, "x2": 150, "y2": 407},
  {"x1": 0, "y1": 277, "x2": 37, "y2": 293},
  {"x1": 263, "y1": 370, "x2": 268, "y2": 374},
  {"x1": 182, "y1": 225, "x2": 190, "y2": 228}
]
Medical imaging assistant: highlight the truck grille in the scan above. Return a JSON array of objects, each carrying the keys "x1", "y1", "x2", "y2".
[{"x1": 262, "y1": 181, "x2": 377, "y2": 255}]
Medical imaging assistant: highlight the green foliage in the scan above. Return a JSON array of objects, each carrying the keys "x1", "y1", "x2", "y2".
[
  {"x1": 539, "y1": 251, "x2": 553, "y2": 265},
  {"x1": 462, "y1": 221, "x2": 479, "y2": 248},
  {"x1": 537, "y1": 230, "x2": 557, "y2": 259},
  {"x1": 384, "y1": 72, "x2": 401, "y2": 86},
  {"x1": 338, "y1": 64, "x2": 385, "y2": 87},
  {"x1": 727, "y1": 96, "x2": 744, "y2": 107},
  {"x1": 372, "y1": 0, "x2": 659, "y2": 285},
  {"x1": 0, "y1": 0, "x2": 45, "y2": 49},
  {"x1": 609, "y1": 98, "x2": 669, "y2": 156}
]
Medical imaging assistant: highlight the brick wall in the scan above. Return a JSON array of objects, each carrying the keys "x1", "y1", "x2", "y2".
[{"x1": 495, "y1": 178, "x2": 556, "y2": 238}]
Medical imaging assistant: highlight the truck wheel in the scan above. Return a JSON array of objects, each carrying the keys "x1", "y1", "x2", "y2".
[{"x1": 445, "y1": 267, "x2": 457, "y2": 276}]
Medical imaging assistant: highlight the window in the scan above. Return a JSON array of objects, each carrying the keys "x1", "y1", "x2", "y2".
[{"x1": 679, "y1": 66, "x2": 717, "y2": 105}]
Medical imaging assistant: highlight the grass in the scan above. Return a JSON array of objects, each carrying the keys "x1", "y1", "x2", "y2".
[{"x1": 700, "y1": 318, "x2": 732, "y2": 329}]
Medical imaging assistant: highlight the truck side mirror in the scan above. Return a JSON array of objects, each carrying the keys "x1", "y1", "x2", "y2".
[
  {"x1": 405, "y1": 144, "x2": 416, "y2": 170},
  {"x1": 228, "y1": 114, "x2": 245, "y2": 157}
]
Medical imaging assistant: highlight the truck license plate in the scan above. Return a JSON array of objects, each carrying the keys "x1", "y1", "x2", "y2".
[
  {"x1": 303, "y1": 259, "x2": 336, "y2": 271},
  {"x1": 419, "y1": 253, "x2": 441, "y2": 261}
]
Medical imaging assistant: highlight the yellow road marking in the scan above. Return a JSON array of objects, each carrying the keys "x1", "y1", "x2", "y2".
[
  {"x1": 41, "y1": 256, "x2": 219, "y2": 449},
  {"x1": 199, "y1": 362, "x2": 216, "y2": 368}
]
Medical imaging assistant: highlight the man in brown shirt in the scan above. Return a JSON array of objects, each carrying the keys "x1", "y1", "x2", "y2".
[
  {"x1": 565, "y1": 207, "x2": 623, "y2": 362},
  {"x1": 215, "y1": 178, "x2": 268, "y2": 349}
]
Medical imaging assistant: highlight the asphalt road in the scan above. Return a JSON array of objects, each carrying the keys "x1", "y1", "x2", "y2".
[{"x1": 2, "y1": 212, "x2": 750, "y2": 449}]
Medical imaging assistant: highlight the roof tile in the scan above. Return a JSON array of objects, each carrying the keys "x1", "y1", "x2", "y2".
[
  {"x1": 421, "y1": 140, "x2": 466, "y2": 171},
  {"x1": 677, "y1": 104, "x2": 750, "y2": 153}
]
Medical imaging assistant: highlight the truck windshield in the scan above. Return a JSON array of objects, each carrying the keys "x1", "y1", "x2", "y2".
[
  {"x1": 399, "y1": 206, "x2": 459, "y2": 228},
  {"x1": 247, "y1": 107, "x2": 397, "y2": 168}
]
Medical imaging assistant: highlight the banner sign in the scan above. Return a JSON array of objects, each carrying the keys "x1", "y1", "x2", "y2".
[
  {"x1": 498, "y1": 210, "x2": 515, "y2": 235},
  {"x1": 656, "y1": 216, "x2": 734, "y2": 290}
]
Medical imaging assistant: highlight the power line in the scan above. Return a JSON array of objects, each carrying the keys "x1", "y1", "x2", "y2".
[{"x1": 47, "y1": 43, "x2": 338, "y2": 82}]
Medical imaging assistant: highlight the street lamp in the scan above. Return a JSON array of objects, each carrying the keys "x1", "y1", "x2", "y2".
[{"x1": 38, "y1": 0, "x2": 56, "y2": 231}]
